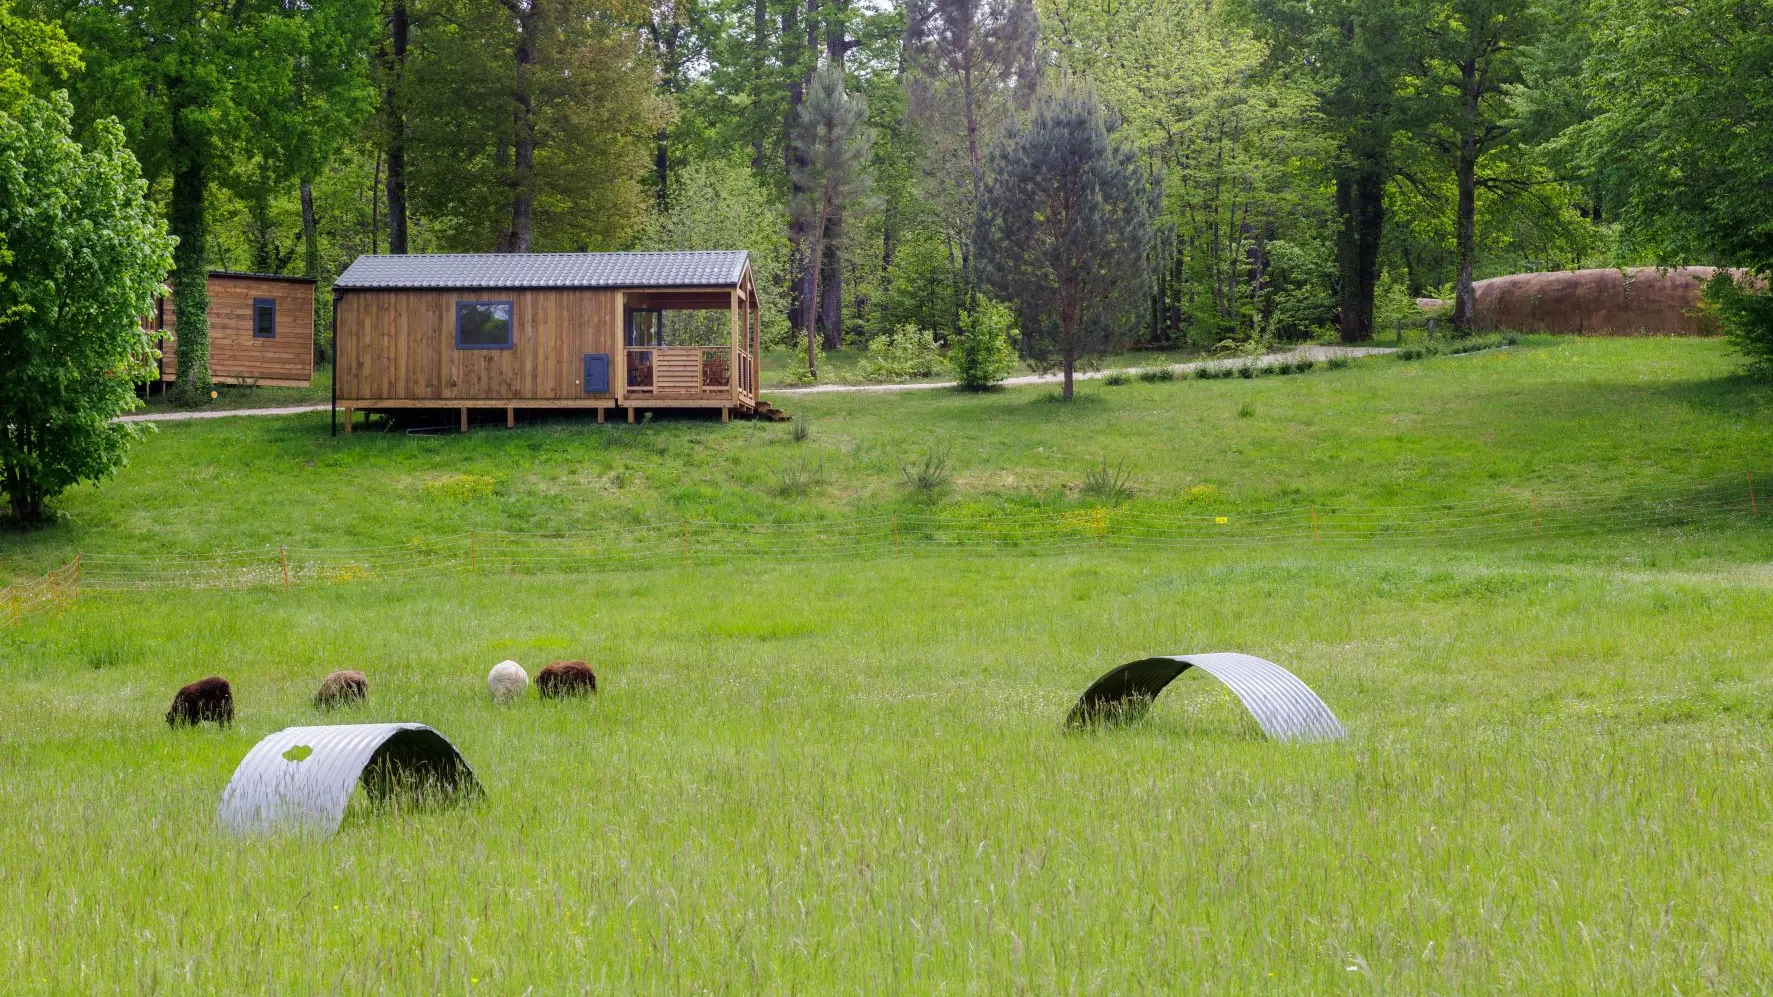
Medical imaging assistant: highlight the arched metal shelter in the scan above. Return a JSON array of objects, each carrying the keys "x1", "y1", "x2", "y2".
[
  {"x1": 1065, "y1": 652, "x2": 1346, "y2": 741},
  {"x1": 217, "y1": 722, "x2": 481, "y2": 835}
]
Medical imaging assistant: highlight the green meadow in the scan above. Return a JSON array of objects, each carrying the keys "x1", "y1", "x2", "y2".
[{"x1": 3, "y1": 336, "x2": 1772, "y2": 993}]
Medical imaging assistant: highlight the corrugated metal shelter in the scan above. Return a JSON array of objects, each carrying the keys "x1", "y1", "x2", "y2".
[
  {"x1": 1066, "y1": 652, "x2": 1346, "y2": 742},
  {"x1": 216, "y1": 722, "x2": 480, "y2": 835},
  {"x1": 330, "y1": 251, "x2": 764, "y2": 431}
]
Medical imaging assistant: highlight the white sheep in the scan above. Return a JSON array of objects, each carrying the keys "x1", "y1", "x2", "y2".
[{"x1": 487, "y1": 660, "x2": 528, "y2": 702}]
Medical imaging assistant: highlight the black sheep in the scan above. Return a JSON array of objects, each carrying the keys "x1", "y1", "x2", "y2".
[{"x1": 166, "y1": 676, "x2": 234, "y2": 728}]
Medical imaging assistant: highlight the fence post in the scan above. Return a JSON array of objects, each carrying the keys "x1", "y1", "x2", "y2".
[
  {"x1": 1749, "y1": 471, "x2": 1760, "y2": 517},
  {"x1": 280, "y1": 546, "x2": 290, "y2": 591}
]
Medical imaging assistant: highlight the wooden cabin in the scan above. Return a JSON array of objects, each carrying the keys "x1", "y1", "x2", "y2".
[
  {"x1": 330, "y1": 251, "x2": 763, "y2": 430},
  {"x1": 150, "y1": 272, "x2": 317, "y2": 387}
]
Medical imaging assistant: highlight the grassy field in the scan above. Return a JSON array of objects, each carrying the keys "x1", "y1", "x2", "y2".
[{"x1": 3, "y1": 336, "x2": 1772, "y2": 993}]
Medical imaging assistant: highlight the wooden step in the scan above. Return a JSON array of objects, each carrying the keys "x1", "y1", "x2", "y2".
[{"x1": 746, "y1": 399, "x2": 792, "y2": 422}]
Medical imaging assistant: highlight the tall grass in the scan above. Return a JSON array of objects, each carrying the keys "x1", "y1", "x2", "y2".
[{"x1": 3, "y1": 547, "x2": 1772, "y2": 993}]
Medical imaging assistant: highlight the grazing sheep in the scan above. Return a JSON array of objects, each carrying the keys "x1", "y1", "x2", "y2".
[
  {"x1": 166, "y1": 676, "x2": 234, "y2": 728},
  {"x1": 536, "y1": 660, "x2": 597, "y2": 699},
  {"x1": 313, "y1": 670, "x2": 368, "y2": 709},
  {"x1": 487, "y1": 660, "x2": 528, "y2": 702}
]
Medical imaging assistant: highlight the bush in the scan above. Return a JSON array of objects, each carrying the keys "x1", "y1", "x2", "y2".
[
  {"x1": 1705, "y1": 272, "x2": 1773, "y2": 377},
  {"x1": 779, "y1": 337, "x2": 825, "y2": 385},
  {"x1": 1237, "y1": 365, "x2": 1255, "y2": 379},
  {"x1": 1326, "y1": 356, "x2": 1350, "y2": 370},
  {"x1": 1136, "y1": 366, "x2": 1175, "y2": 383},
  {"x1": 948, "y1": 298, "x2": 1021, "y2": 390},
  {"x1": 1080, "y1": 458, "x2": 1135, "y2": 506},
  {"x1": 902, "y1": 447, "x2": 952, "y2": 495},
  {"x1": 1103, "y1": 371, "x2": 1132, "y2": 386},
  {"x1": 857, "y1": 324, "x2": 944, "y2": 383}
]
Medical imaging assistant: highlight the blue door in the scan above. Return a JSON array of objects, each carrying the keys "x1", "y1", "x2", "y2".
[{"x1": 584, "y1": 353, "x2": 610, "y2": 395}]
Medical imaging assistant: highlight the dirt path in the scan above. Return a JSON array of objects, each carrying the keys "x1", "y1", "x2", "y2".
[
  {"x1": 115, "y1": 345, "x2": 1396, "y2": 421},
  {"x1": 766, "y1": 344, "x2": 1394, "y2": 395},
  {"x1": 117, "y1": 404, "x2": 331, "y2": 424}
]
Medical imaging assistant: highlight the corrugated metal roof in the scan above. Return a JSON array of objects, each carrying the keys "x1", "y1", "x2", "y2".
[
  {"x1": 1066, "y1": 652, "x2": 1347, "y2": 742},
  {"x1": 333, "y1": 251, "x2": 749, "y2": 290},
  {"x1": 216, "y1": 722, "x2": 480, "y2": 835}
]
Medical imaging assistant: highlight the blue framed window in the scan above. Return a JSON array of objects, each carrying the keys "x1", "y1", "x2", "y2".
[
  {"x1": 455, "y1": 300, "x2": 514, "y2": 350},
  {"x1": 252, "y1": 298, "x2": 276, "y2": 339}
]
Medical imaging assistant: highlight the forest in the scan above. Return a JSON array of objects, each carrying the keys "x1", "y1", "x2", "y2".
[{"x1": 4, "y1": 0, "x2": 1771, "y2": 373}]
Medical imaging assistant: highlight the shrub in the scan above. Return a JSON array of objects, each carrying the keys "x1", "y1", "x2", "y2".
[
  {"x1": 902, "y1": 447, "x2": 952, "y2": 495},
  {"x1": 791, "y1": 417, "x2": 811, "y2": 443},
  {"x1": 1137, "y1": 366, "x2": 1175, "y2": 383},
  {"x1": 857, "y1": 324, "x2": 944, "y2": 383},
  {"x1": 1237, "y1": 402, "x2": 1255, "y2": 418},
  {"x1": 1326, "y1": 356, "x2": 1350, "y2": 370},
  {"x1": 1103, "y1": 371, "x2": 1132, "y2": 386},
  {"x1": 949, "y1": 298, "x2": 1021, "y2": 390},
  {"x1": 1080, "y1": 458, "x2": 1135, "y2": 506},
  {"x1": 1194, "y1": 366, "x2": 1216, "y2": 380},
  {"x1": 1237, "y1": 364, "x2": 1256, "y2": 379},
  {"x1": 780, "y1": 338, "x2": 825, "y2": 385}
]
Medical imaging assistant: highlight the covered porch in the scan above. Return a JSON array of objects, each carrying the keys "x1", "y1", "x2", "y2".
[{"x1": 620, "y1": 283, "x2": 760, "y2": 420}]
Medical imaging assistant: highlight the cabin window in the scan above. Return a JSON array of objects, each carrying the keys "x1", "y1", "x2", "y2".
[
  {"x1": 455, "y1": 300, "x2": 514, "y2": 350},
  {"x1": 252, "y1": 298, "x2": 276, "y2": 339}
]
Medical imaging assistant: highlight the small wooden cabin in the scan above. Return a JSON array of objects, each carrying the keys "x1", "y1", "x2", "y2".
[
  {"x1": 150, "y1": 272, "x2": 317, "y2": 387},
  {"x1": 330, "y1": 251, "x2": 762, "y2": 430}
]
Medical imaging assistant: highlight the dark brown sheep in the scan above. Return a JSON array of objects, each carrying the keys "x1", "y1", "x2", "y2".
[
  {"x1": 536, "y1": 661, "x2": 597, "y2": 699},
  {"x1": 166, "y1": 676, "x2": 234, "y2": 728},
  {"x1": 313, "y1": 670, "x2": 368, "y2": 709}
]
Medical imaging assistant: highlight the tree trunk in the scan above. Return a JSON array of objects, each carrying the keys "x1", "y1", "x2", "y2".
[
  {"x1": 505, "y1": 4, "x2": 538, "y2": 253},
  {"x1": 301, "y1": 179, "x2": 319, "y2": 278},
  {"x1": 1451, "y1": 140, "x2": 1478, "y2": 334},
  {"x1": 1334, "y1": 164, "x2": 1384, "y2": 342},
  {"x1": 385, "y1": 0, "x2": 409, "y2": 254},
  {"x1": 821, "y1": 220, "x2": 843, "y2": 349},
  {"x1": 1061, "y1": 351, "x2": 1075, "y2": 401},
  {"x1": 805, "y1": 228, "x2": 824, "y2": 378},
  {"x1": 169, "y1": 95, "x2": 213, "y2": 404}
]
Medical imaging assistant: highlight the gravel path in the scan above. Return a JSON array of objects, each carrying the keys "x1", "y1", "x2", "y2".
[
  {"x1": 115, "y1": 345, "x2": 1395, "y2": 421},
  {"x1": 766, "y1": 344, "x2": 1394, "y2": 395}
]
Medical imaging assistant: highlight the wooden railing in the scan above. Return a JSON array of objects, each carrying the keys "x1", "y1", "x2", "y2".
[{"x1": 627, "y1": 346, "x2": 745, "y2": 399}]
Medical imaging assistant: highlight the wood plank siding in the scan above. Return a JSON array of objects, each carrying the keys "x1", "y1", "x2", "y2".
[
  {"x1": 335, "y1": 288, "x2": 623, "y2": 403},
  {"x1": 332, "y1": 255, "x2": 760, "y2": 419},
  {"x1": 158, "y1": 274, "x2": 315, "y2": 387}
]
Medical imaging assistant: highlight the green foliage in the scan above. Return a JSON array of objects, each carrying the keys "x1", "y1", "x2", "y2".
[
  {"x1": 1103, "y1": 371, "x2": 1132, "y2": 386},
  {"x1": 0, "y1": 0, "x2": 81, "y2": 109},
  {"x1": 1573, "y1": 0, "x2": 1773, "y2": 372},
  {"x1": 790, "y1": 62, "x2": 874, "y2": 370},
  {"x1": 948, "y1": 297, "x2": 1020, "y2": 390},
  {"x1": 870, "y1": 227, "x2": 964, "y2": 338},
  {"x1": 1136, "y1": 366, "x2": 1175, "y2": 383},
  {"x1": 1258, "y1": 238, "x2": 1338, "y2": 341},
  {"x1": 404, "y1": 0, "x2": 668, "y2": 251},
  {"x1": 1703, "y1": 273, "x2": 1773, "y2": 379},
  {"x1": 855, "y1": 324, "x2": 944, "y2": 383},
  {"x1": 0, "y1": 93, "x2": 173, "y2": 521},
  {"x1": 640, "y1": 159, "x2": 793, "y2": 349},
  {"x1": 778, "y1": 336, "x2": 825, "y2": 387},
  {"x1": 975, "y1": 90, "x2": 1160, "y2": 399}
]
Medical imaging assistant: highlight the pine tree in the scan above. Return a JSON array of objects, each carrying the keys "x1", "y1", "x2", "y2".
[
  {"x1": 974, "y1": 91, "x2": 1158, "y2": 400},
  {"x1": 788, "y1": 62, "x2": 871, "y2": 379}
]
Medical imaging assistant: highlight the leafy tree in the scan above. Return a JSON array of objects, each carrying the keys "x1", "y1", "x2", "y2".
[
  {"x1": 405, "y1": 0, "x2": 669, "y2": 252},
  {"x1": 788, "y1": 62, "x2": 872, "y2": 378},
  {"x1": 0, "y1": 0, "x2": 81, "y2": 109},
  {"x1": 1571, "y1": 0, "x2": 1773, "y2": 372},
  {"x1": 1249, "y1": 0, "x2": 1420, "y2": 341},
  {"x1": 1406, "y1": 0, "x2": 1540, "y2": 332},
  {"x1": 1045, "y1": 0, "x2": 1329, "y2": 345},
  {"x1": 0, "y1": 93, "x2": 173, "y2": 521},
  {"x1": 638, "y1": 158, "x2": 793, "y2": 347},
  {"x1": 53, "y1": 0, "x2": 352, "y2": 403},
  {"x1": 974, "y1": 91, "x2": 1159, "y2": 400},
  {"x1": 949, "y1": 296, "x2": 1019, "y2": 389}
]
